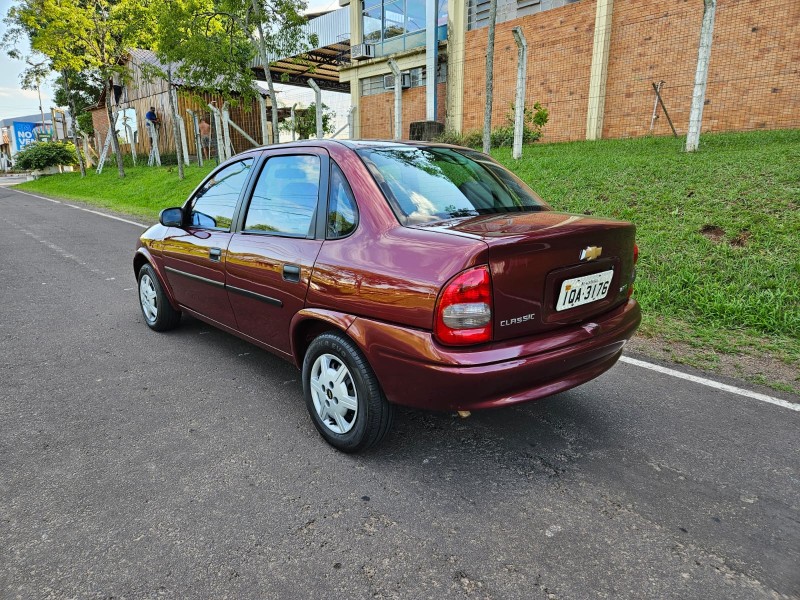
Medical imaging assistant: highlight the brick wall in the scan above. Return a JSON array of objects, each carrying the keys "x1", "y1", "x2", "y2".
[
  {"x1": 91, "y1": 108, "x2": 110, "y2": 147},
  {"x1": 462, "y1": 0, "x2": 596, "y2": 142},
  {"x1": 361, "y1": 82, "x2": 447, "y2": 139},
  {"x1": 455, "y1": 0, "x2": 799, "y2": 142},
  {"x1": 602, "y1": 0, "x2": 800, "y2": 138}
]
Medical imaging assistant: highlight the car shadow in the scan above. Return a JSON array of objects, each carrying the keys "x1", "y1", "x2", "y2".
[
  {"x1": 164, "y1": 315, "x2": 614, "y2": 485},
  {"x1": 362, "y1": 392, "x2": 612, "y2": 488}
]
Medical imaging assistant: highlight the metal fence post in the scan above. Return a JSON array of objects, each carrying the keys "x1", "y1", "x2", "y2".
[
  {"x1": 257, "y1": 94, "x2": 270, "y2": 145},
  {"x1": 186, "y1": 109, "x2": 203, "y2": 166},
  {"x1": 208, "y1": 103, "x2": 226, "y2": 162},
  {"x1": 511, "y1": 26, "x2": 528, "y2": 160},
  {"x1": 308, "y1": 79, "x2": 323, "y2": 139},
  {"x1": 221, "y1": 102, "x2": 234, "y2": 158},
  {"x1": 387, "y1": 59, "x2": 402, "y2": 140}
]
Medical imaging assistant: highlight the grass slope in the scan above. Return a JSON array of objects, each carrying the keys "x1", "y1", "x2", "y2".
[
  {"x1": 17, "y1": 163, "x2": 214, "y2": 220},
  {"x1": 493, "y1": 130, "x2": 799, "y2": 391}
]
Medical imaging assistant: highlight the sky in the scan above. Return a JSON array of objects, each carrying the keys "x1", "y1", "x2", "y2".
[{"x1": 0, "y1": 0, "x2": 343, "y2": 122}]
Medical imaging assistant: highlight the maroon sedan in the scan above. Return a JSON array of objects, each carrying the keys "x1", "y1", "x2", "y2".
[{"x1": 135, "y1": 140, "x2": 640, "y2": 452}]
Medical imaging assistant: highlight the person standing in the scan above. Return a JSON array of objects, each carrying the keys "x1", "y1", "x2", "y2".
[
  {"x1": 145, "y1": 106, "x2": 160, "y2": 127},
  {"x1": 198, "y1": 117, "x2": 211, "y2": 160},
  {"x1": 145, "y1": 106, "x2": 160, "y2": 147}
]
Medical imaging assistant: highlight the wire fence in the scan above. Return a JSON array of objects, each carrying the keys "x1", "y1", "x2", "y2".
[{"x1": 448, "y1": 0, "x2": 799, "y2": 145}]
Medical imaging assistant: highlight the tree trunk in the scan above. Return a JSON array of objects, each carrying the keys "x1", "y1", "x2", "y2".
[
  {"x1": 105, "y1": 79, "x2": 125, "y2": 178},
  {"x1": 482, "y1": 0, "x2": 498, "y2": 154},
  {"x1": 64, "y1": 71, "x2": 86, "y2": 177},
  {"x1": 70, "y1": 99, "x2": 86, "y2": 177},
  {"x1": 686, "y1": 0, "x2": 717, "y2": 152},
  {"x1": 167, "y1": 70, "x2": 185, "y2": 180},
  {"x1": 252, "y1": 0, "x2": 280, "y2": 144}
]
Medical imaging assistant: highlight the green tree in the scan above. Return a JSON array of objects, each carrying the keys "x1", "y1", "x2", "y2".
[
  {"x1": 4, "y1": 0, "x2": 154, "y2": 178},
  {"x1": 159, "y1": 0, "x2": 315, "y2": 144},
  {"x1": 146, "y1": 0, "x2": 259, "y2": 180},
  {"x1": 283, "y1": 102, "x2": 335, "y2": 139},
  {"x1": 53, "y1": 69, "x2": 103, "y2": 137},
  {"x1": 5, "y1": 31, "x2": 90, "y2": 176}
]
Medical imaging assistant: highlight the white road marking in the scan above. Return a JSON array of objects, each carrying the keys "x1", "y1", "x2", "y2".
[
  {"x1": 11, "y1": 189, "x2": 147, "y2": 228},
  {"x1": 620, "y1": 356, "x2": 799, "y2": 412},
  {"x1": 8, "y1": 189, "x2": 61, "y2": 203}
]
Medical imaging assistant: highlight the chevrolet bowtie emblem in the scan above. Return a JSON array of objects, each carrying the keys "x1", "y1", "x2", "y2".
[{"x1": 580, "y1": 246, "x2": 602, "y2": 261}]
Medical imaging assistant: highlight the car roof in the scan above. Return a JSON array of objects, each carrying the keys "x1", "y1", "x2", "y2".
[{"x1": 238, "y1": 139, "x2": 479, "y2": 154}]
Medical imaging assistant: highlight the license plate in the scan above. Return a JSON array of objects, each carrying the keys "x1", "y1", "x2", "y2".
[{"x1": 556, "y1": 269, "x2": 614, "y2": 312}]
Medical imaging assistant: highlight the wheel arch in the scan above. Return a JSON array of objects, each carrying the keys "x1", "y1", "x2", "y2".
[
  {"x1": 133, "y1": 248, "x2": 179, "y2": 311},
  {"x1": 290, "y1": 309, "x2": 358, "y2": 368}
]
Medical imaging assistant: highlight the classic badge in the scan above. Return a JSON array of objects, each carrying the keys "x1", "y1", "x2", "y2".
[{"x1": 580, "y1": 246, "x2": 602, "y2": 261}]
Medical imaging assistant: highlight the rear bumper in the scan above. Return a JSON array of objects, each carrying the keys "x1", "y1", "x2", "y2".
[{"x1": 346, "y1": 300, "x2": 641, "y2": 411}]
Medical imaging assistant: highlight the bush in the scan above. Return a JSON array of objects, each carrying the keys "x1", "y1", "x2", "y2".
[
  {"x1": 14, "y1": 141, "x2": 78, "y2": 171},
  {"x1": 433, "y1": 129, "x2": 483, "y2": 149},
  {"x1": 434, "y1": 102, "x2": 549, "y2": 150},
  {"x1": 492, "y1": 102, "x2": 549, "y2": 148}
]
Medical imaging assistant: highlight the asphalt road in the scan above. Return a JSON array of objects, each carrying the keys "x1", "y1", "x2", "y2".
[{"x1": 1, "y1": 186, "x2": 798, "y2": 600}]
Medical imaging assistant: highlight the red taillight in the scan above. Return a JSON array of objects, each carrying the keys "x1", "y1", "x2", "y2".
[
  {"x1": 435, "y1": 265, "x2": 493, "y2": 346},
  {"x1": 628, "y1": 243, "x2": 639, "y2": 298}
]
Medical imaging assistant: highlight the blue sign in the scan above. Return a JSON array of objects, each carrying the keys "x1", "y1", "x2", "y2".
[{"x1": 14, "y1": 122, "x2": 38, "y2": 150}]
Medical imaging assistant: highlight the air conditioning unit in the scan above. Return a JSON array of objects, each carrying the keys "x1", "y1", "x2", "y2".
[
  {"x1": 350, "y1": 43, "x2": 375, "y2": 60},
  {"x1": 383, "y1": 72, "x2": 412, "y2": 90}
]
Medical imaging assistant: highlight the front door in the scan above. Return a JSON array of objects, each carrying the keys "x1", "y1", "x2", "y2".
[
  {"x1": 225, "y1": 151, "x2": 328, "y2": 355},
  {"x1": 162, "y1": 157, "x2": 255, "y2": 329}
]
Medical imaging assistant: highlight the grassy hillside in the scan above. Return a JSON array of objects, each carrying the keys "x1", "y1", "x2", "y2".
[
  {"x1": 493, "y1": 130, "x2": 799, "y2": 390},
  {"x1": 16, "y1": 162, "x2": 215, "y2": 220}
]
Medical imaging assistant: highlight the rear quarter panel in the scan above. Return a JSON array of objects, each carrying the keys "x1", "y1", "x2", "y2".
[{"x1": 307, "y1": 144, "x2": 488, "y2": 331}]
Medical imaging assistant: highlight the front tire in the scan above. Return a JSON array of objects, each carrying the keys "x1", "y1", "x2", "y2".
[
  {"x1": 302, "y1": 332, "x2": 394, "y2": 452},
  {"x1": 138, "y1": 263, "x2": 181, "y2": 331}
]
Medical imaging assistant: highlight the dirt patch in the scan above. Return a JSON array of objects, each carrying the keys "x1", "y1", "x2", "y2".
[
  {"x1": 700, "y1": 224, "x2": 725, "y2": 242},
  {"x1": 730, "y1": 229, "x2": 751, "y2": 247},
  {"x1": 627, "y1": 335, "x2": 799, "y2": 399}
]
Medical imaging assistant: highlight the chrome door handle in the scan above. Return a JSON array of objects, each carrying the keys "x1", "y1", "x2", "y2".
[
  {"x1": 283, "y1": 264, "x2": 301, "y2": 282},
  {"x1": 209, "y1": 247, "x2": 222, "y2": 262}
]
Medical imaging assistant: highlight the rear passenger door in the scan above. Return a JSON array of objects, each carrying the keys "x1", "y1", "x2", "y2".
[{"x1": 225, "y1": 149, "x2": 329, "y2": 356}]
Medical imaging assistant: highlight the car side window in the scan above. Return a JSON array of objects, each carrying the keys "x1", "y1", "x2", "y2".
[
  {"x1": 327, "y1": 163, "x2": 358, "y2": 239},
  {"x1": 244, "y1": 155, "x2": 321, "y2": 236},
  {"x1": 189, "y1": 158, "x2": 253, "y2": 231}
]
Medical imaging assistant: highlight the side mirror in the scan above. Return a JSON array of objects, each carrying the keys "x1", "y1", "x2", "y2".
[{"x1": 159, "y1": 207, "x2": 183, "y2": 227}]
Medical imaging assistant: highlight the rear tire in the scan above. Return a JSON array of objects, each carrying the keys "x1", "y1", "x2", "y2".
[
  {"x1": 302, "y1": 332, "x2": 394, "y2": 452},
  {"x1": 138, "y1": 263, "x2": 181, "y2": 332}
]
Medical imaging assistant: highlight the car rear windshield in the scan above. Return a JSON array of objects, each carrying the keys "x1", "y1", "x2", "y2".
[{"x1": 357, "y1": 146, "x2": 550, "y2": 226}]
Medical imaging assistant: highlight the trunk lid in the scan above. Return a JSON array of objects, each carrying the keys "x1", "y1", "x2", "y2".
[{"x1": 415, "y1": 211, "x2": 637, "y2": 342}]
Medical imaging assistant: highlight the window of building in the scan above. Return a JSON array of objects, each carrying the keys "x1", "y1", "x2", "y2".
[
  {"x1": 468, "y1": 0, "x2": 581, "y2": 30},
  {"x1": 360, "y1": 63, "x2": 446, "y2": 97},
  {"x1": 362, "y1": 0, "x2": 448, "y2": 57}
]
